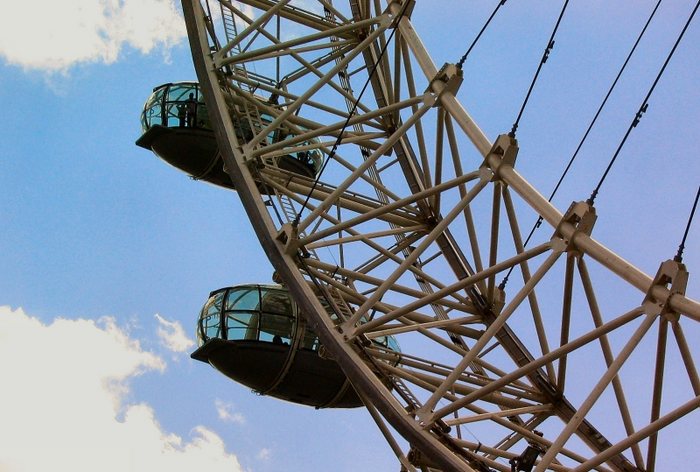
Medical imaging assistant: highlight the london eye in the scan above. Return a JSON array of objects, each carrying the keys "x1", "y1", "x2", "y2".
[{"x1": 137, "y1": 1, "x2": 700, "y2": 470}]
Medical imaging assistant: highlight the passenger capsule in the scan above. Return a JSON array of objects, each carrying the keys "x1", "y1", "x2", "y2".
[
  {"x1": 135, "y1": 82, "x2": 324, "y2": 189},
  {"x1": 191, "y1": 284, "x2": 400, "y2": 408}
]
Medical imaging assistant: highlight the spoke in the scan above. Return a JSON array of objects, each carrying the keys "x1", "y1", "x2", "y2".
[
  {"x1": 297, "y1": 99, "x2": 434, "y2": 234},
  {"x1": 298, "y1": 168, "x2": 481, "y2": 246},
  {"x1": 444, "y1": 404, "x2": 552, "y2": 427},
  {"x1": 502, "y1": 186, "x2": 554, "y2": 380},
  {"x1": 226, "y1": 6, "x2": 373, "y2": 112},
  {"x1": 383, "y1": 363, "x2": 536, "y2": 409},
  {"x1": 306, "y1": 263, "x2": 478, "y2": 330},
  {"x1": 671, "y1": 320, "x2": 700, "y2": 395},
  {"x1": 261, "y1": 173, "x2": 418, "y2": 228},
  {"x1": 431, "y1": 306, "x2": 645, "y2": 420},
  {"x1": 281, "y1": 45, "x2": 356, "y2": 85},
  {"x1": 535, "y1": 313, "x2": 659, "y2": 471},
  {"x1": 327, "y1": 153, "x2": 405, "y2": 203},
  {"x1": 257, "y1": 130, "x2": 385, "y2": 159},
  {"x1": 249, "y1": 95, "x2": 424, "y2": 158},
  {"x1": 557, "y1": 253, "x2": 576, "y2": 390},
  {"x1": 354, "y1": 241, "x2": 553, "y2": 337},
  {"x1": 346, "y1": 173, "x2": 491, "y2": 328},
  {"x1": 432, "y1": 108, "x2": 445, "y2": 213},
  {"x1": 226, "y1": 68, "x2": 360, "y2": 120},
  {"x1": 577, "y1": 258, "x2": 645, "y2": 467},
  {"x1": 232, "y1": 38, "x2": 359, "y2": 63},
  {"x1": 216, "y1": 0, "x2": 291, "y2": 59},
  {"x1": 233, "y1": 0, "x2": 341, "y2": 32},
  {"x1": 486, "y1": 182, "x2": 502, "y2": 303},
  {"x1": 646, "y1": 318, "x2": 669, "y2": 472},
  {"x1": 217, "y1": 16, "x2": 379, "y2": 67},
  {"x1": 571, "y1": 396, "x2": 700, "y2": 472},
  {"x1": 365, "y1": 316, "x2": 481, "y2": 338},
  {"x1": 423, "y1": 244, "x2": 565, "y2": 416},
  {"x1": 245, "y1": 18, "x2": 390, "y2": 150},
  {"x1": 302, "y1": 258, "x2": 472, "y2": 314},
  {"x1": 445, "y1": 114, "x2": 485, "y2": 283},
  {"x1": 305, "y1": 225, "x2": 425, "y2": 250}
]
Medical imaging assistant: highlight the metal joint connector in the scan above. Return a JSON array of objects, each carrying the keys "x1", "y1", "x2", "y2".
[
  {"x1": 555, "y1": 201, "x2": 597, "y2": 253},
  {"x1": 485, "y1": 133, "x2": 519, "y2": 179},
  {"x1": 643, "y1": 259, "x2": 689, "y2": 321},
  {"x1": 276, "y1": 222, "x2": 302, "y2": 256},
  {"x1": 427, "y1": 63, "x2": 464, "y2": 105}
]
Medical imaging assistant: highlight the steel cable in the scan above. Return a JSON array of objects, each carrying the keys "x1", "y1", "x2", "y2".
[
  {"x1": 588, "y1": 0, "x2": 700, "y2": 205},
  {"x1": 509, "y1": 0, "x2": 571, "y2": 138}
]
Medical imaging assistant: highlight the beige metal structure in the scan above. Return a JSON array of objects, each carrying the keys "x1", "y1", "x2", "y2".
[{"x1": 181, "y1": 1, "x2": 699, "y2": 470}]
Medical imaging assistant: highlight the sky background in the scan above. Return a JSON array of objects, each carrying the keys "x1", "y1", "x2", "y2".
[{"x1": 0, "y1": 0, "x2": 698, "y2": 471}]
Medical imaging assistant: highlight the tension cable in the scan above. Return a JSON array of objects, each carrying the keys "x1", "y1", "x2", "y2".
[
  {"x1": 499, "y1": 0, "x2": 665, "y2": 290},
  {"x1": 588, "y1": 0, "x2": 700, "y2": 205},
  {"x1": 675, "y1": 186, "x2": 700, "y2": 263},
  {"x1": 509, "y1": 0, "x2": 570, "y2": 138},
  {"x1": 455, "y1": 0, "x2": 508, "y2": 69}
]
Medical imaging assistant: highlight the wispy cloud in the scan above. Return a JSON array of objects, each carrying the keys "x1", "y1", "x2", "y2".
[
  {"x1": 257, "y1": 447, "x2": 272, "y2": 461},
  {"x1": 215, "y1": 399, "x2": 246, "y2": 425},
  {"x1": 289, "y1": 0, "x2": 324, "y2": 15},
  {"x1": 0, "y1": 306, "x2": 243, "y2": 472},
  {"x1": 0, "y1": 0, "x2": 185, "y2": 72},
  {"x1": 155, "y1": 313, "x2": 195, "y2": 353}
]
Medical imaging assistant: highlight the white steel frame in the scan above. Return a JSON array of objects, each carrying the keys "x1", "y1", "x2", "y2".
[{"x1": 181, "y1": 1, "x2": 700, "y2": 470}]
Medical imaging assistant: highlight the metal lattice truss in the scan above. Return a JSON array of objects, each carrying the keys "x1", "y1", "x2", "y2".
[{"x1": 181, "y1": 1, "x2": 700, "y2": 470}]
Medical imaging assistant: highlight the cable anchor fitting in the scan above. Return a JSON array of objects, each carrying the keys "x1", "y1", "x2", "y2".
[
  {"x1": 642, "y1": 259, "x2": 689, "y2": 322},
  {"x1": 632, "y1": 102, "x2": 649, "y2": 127},
  {"x1": 486, "y1": 134, "x2": 519, "y2": 179},
  {"x1": 276, "y1": 222, "x2": 305, "y2": 257},
  {"x1": 542, "y1": 40, "x2": 555, "y2": 63},
  {"x1": 554, "y1": 201, "x2": 597, "y2": 254},
  {"x1": 427, "y1": 63, "x2": 464, "y2": 104}
]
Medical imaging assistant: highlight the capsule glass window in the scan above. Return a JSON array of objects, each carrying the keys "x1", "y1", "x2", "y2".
[
  {"x1": 197, "y1": 290, "x2": 225, "y2": 344},
  {"x1": 141, "y1": 86, "x2": 166, "y2": 131},
  {"x1": 225, "y1": 312, "x2": 258, "y2": 341}
]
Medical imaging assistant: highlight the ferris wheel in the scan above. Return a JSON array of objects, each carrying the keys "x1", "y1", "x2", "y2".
[{"x1": 177, "y1": 1, "x2": 700, "y2": 470}]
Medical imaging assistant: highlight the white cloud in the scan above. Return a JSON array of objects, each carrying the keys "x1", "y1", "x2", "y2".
[
  {"x1": 257, "y1": 447, "x2": 272, "y2": 461},
  {"x1": 289, "y1": 0, "x2": 323, "y2": 15},
  {"x1": 215, "y1": 399, "x2": 246, "y2": 425},
  {"x1": 155, "y1": 313, "x2": 195, "y2": 353},
  {"x1": 227, "y1": 1, "x2": 256, "y2": 33},
  {"x1": 0, "y1": 0, "x2": 185, "y2": 72},
  {"x1": 0, "y1": 306, "x2": 244, "y2": 472}
]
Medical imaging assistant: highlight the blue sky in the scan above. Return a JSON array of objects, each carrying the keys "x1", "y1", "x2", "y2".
[
  {"x1": 0, "y1": 1, "x2": 394, "y2": 471},
  {"x1": 1, "y1": 0, "x2": 698, "y2": 471}
]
